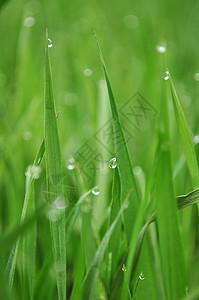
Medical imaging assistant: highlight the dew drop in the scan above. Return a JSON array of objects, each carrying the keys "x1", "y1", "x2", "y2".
[
  {"x1": 66, "y1": 157, "x2": 75, "y2": 170},
  {"x1": 162, "y1": 70, "x2": 169, "y2": 81},
  {"x1": 24, "y1": 16, "x2": 35, "y2": 27},
  {"x1": 156, "y1": 44, "x2": 166, "y2": 53},
  {"x1": 22, "y1": 130, "x2": 32, "y2": 141},
  {"x1": 195, "y1": 72, "x2": 199, "y2": 81},
  {"x1": 109, "y1": 157, "x2": 117, "y2": 169},
  {"x1": 139, "y1": 272, "x2": 145, "y2": 280},
  {"x1": 92, "y1": 186, "x2": 100, "y2": 196},
  {"x1": 48, "y1": 38, "x2": 53, "y2": 48},
  {"x1": 122, "y1": 264, "x2": 127, "y2": 272},
  {"x1": 83, "y1": 68, "x2": 92, "y2": 77},
  {"x1": 53, "y1": 196, "x2": 67, "y2": 210},
  {"x1": 25, "y1": 165, "x2": 41, "y2": 179},
  {"x1": 193, "y1": 135, "x2": 199, "y2": 144}
]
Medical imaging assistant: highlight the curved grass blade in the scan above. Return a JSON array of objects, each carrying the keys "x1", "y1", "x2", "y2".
[
  {"x1": 94, "y1": 32, "x2": 140, "y2": 242},
  {"x1": 82, "y1": 192, "x2": 131, "y2": 300},
  {"x1": 44, "y1": 29, "x2": 66, "y2": 300},
  {"x1": 5, "y1": 139, "x2": 44, "y2": 290},
  {"x1": 169, "y1": 72, "x2": 199, "y2": 188}
]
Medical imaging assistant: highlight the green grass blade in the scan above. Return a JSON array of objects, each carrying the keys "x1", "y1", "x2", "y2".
[
  {"x1": 95, "y1": 32, "x2": 140, "y2": 242},
  {"x1": 5, "y1": 139, "x2": 44, "y2": 290},
  {"x1": 108, "y1": 168, "x2": 121, "y2": 285},
  {"x1": 44, "y1": 30, "x2": 66, "y2": 300},
  {"x1": 169, "y1": 72, "x2": 199, "y2": 188},
  {"x1": 82, "y1": 193, "x2": 130, "y2": 300},
  {"x1": 156, "y1": 77, "x2": 186, "y2": 299}
]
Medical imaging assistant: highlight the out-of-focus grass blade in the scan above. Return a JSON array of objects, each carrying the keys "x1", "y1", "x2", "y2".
[
  {"x1": 5, "y1": 139, "x2": 45, "y2": 290},
  {"x1": 82, "y1": 193, "x2": 130, "y2": 300},
  {"x1": 44, "y1": 30, "x2": 66, "y2": 300},
  {"x1": 108, "y1": 168, "x2": 121, "y2": 286},
  {"x1": 156, "y1": 77, "x2": 186, "y2": 299},
  {"x1": 94, "y1": 32, "x2": 139, "y2": 242},
  {"x1": 169, "y1": 72, "x2": 199, "y2": 188}
]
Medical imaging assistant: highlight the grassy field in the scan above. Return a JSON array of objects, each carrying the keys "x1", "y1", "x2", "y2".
[{"x1": 1, "y1": 0, "x2": 199, "y2": 299}]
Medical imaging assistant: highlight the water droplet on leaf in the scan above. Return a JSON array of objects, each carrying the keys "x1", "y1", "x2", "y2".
[
  {"x1": 109, "y1": 157, "x2": 117, "y2": 169},
  {"x1": 122, "y1": 264, "x2": 127, "y2": 272},
  {"x1": 139, "y1": 272, "x2": 145, "y2": 280},
  {"x1": 92, "y1": 186, "x2": 100, "y2": 196},
  {"x1": 83, "y1": 68, "x2": 92, "y2": 77},
  {"x1": 48, "y1": 38, "x2": 53, "y2": 48},
  {"x1": 24, "y1": 17, "x2": 35, "y2": 27}
]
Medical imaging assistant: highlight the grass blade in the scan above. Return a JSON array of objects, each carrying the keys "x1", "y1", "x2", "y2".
[
  {"x1": 5, "y1": 139, "x2": 44, "y2": 290},
  {"x1": 108, "y1": 168, "x2": 121, "y2": 285},
  {"x1": 95, "y1": 32, "x2": 140, "y2": 242},
  {"x1": 156, "y1": 76, "x2": 186, "y2": 299},
  {"x1": 44, "y1": 30, "x2": 66, "y2": 300},
  {"x1": 169, "y1": 72, "x2": 199, "y2": 188},
  {"x1": 82, "y1": 193, "x2": 130, "y2": 300}
]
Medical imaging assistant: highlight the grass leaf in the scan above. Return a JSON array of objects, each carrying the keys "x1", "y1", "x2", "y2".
[
  {"x1": 169, "y1": 72, "x2": 199, "y2": 188},
  {"x1": 44, "y1": 30, "x2": 66, "y2": 300},
  {"x1": 5, "y1": 139, "x2": 44, "y2": 290},
  {"x1": 95, "y1": 32, "x2": 140, "y2": 242}
]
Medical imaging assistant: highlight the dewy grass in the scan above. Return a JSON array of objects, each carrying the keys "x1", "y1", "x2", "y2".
[{"x1": 44, "y1": 30, "x2": 66, "y2": 300}]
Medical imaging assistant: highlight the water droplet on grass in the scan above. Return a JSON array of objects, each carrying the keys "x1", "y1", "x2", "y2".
[
  {"x1": 162, "y1": 70, "x2": 169, "y2": 80},
  {"x1": 25, "y1": 165, "x2": 41, "y2": 179},
  {"x1": 83, "y1": 68, "x2": 92, "y2": 77},
  {"x1": 109, "y1": 157, "x2": 117, "y2": 169},
  {"x1": 156, "y1": 43, "x2": 166, "y2": 53},
  {"x1": 24, "y1": 17, "x2": 35, "y2": 27},
  {"x1": 195, "y1": 72, "x2": 199, "y2": 81},
  {"x1": 22, "y1": 130, "x2": 32, "y2": 141},
  {"x1": 66, "y1": 157, "x2": 75, "y2": 170},
  {"x1": 139, "y1": 272, "x2": 145, "y2": 280},
  {"x1": 122, "y1": 264, "x2": 127, "y2": 272},
  {"x1": 193, "y1": 135, "x2": 199, "y2": 144},
  {"x1": 48, "y1": 38, "x2": 53, "y2": 48},
  {"x1": 92, "y1": 186, "x2": 100, "y2": 196}
]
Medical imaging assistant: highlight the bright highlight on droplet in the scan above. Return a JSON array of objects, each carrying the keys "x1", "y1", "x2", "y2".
[
  {"x1": 156, "y1": 44, "x2": 166, "y2": 53},
  {"x1": 122, "y1": 264, "x2": 127, "y2": 272},
  {"x1": 48, "y1": 38, "x2": 53, "y2": 48},
  {"x1": 25, "y1": 165, "x2": 41, "y2": 179},
  {"x1": 24, "y1": 16, "x2": 35, "y2": 27},
  {"x1": 109, "y1": 157, "x2": 117, "y2": 169},
  {"x1": 139, "y1": 272, "x2": 145, "y2": 280},
  {"x1": 92, "y1": 186, "x2": 100, "y2": 196},
  {"x1": 162, "y1": 70, "x2": 169, "y2": 81},
  {"x1": 66, "y1": 157, "x2": 75, "y2": 170},
  {"x1": 83, "y1": 68, "x2": 93, "y2": 77}
]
